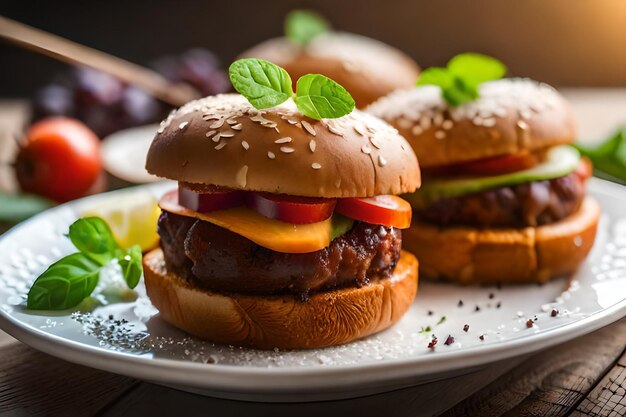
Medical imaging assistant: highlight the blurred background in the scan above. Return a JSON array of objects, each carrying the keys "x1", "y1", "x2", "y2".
[
  {"x1": 0, "y1": 0, "x2": 624, "y2": 224},
  {"x1": 1, "y1": 0, "x2": 626, "y2": 97}
]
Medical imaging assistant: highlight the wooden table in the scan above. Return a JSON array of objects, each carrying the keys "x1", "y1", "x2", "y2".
[{"x1": 1, "y1": 92, "x2": 625, "y2": 416}]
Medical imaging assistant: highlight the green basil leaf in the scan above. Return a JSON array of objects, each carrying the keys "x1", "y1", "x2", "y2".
[
  {"x1": 229, "y1": 59, "x2": 293, "y2": 109},
  {"x1": 417, "y1": 67, "x2": 477, "y2": 106},
  {"x1": 294, "y1": 74, "x2": 355, "y2": 119},
  {"x1": 118, "y1": 245, "x2": 143, "y2": 289},
  {"x1": 68, "y1": 217, "x2": 120, "y2": 266},
  {"x1": 27, "y1": 253, "x2": 100, "y2": 310},
  {"x1": 448, "y1": 53, "x2": 507, "y2": 87},
  {"x1": 285, "y1": 10, "x2": 329, "y2": 45},
  {"x1": 417, "y1": 54, "x2": 506, "y2": 107},
  {"x1": 416, "y1": 67, "x2": 453, "y2": 89},
  {"x1": 0, "y1": 192, "x2": 52, "y2": 223},
  {"x1": 576, "y1": 128, "x2": 626, "y2": 182}
]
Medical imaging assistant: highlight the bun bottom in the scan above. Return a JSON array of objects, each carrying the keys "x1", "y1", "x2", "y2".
[
  {"x1": 403, "y1": 197, "x2": 600, "y2": 284},
  {"x1": 143, "y1": 249, "x2": 418, "y2": 349}
]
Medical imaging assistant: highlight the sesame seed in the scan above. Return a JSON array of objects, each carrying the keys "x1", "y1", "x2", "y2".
[
  {"x1": 280, "y1": 146, "x2": 295, "y2": 154},
  {"x1": 205, "y1": 130, "x2": 216, "y2": 138},
  {"x1": 494, "y1": 107, "x2": 508, "y2": 117},
  {"x1": 370, "y1": 137, "x2": 381, "y2": 149},
  {"x1": 473, "y1": 117, "x2": 484, "y2": 126},
  {"x1": 411, "y1": 125, "x2": 423, "y2": 136},
  {"x1": 241, "y1": 140, "x2": 249, "y2": 150},
  {"x1": 378, "y1": 155, "x2": 387, "y2": 167},
  {"x1": 287, "y1": 119, "x2": 299, "y2": 125},
  {"x1": 212, "y1": 133, "x2": 221, "y2": 143},
  {"x1": 274, "y1": 126, "x2": 280, "y2": 134},
  {"x1": 220, "y1": 131, "x2": 235, "y2": 138},
  {"x1": 397, "y1": 118, "x2": 413, "y2": 129},
  {"x1": 236, "y1": 165, "x2": 248, "y2": 187},
  {"x1": 435, "y1": 131, "x2": 446, "y2": 140},
  {"x1": 178, "y1": 121, "x2": 189, "y2": 130},
  {"x1": 231, "y1": 123, "x2": 243, "y2": 130},
  {"x1": 227, "y1": 117, "x2": 238, "y2": 125},
  {"x1": 302, "y1": 120, "x2": 316, "y2": 136},
  {"x1": 312, "y1": 163, "x2": 322, "y2": 170},
  {"x1": 309, "y1": 140, "x2": 316, "y2": 153},
  {"x1": 267, "y1": 151, "x2": 276, "y2": 159},
  {"x1": 335, "y1": 178, "x2": 341, "y2": 188},
  {"x1": 274, "y1": 137, "x2": 292, "y2": 144},
  {"x1": 157, "y1": 125, "x2": 165, "y2": 134},
  {"x1": 214, "y1": 142, "x2": 227, "y2": 150},
  {"x1": 420, "y1": 116, "x2": 431, "y2": 130},
  {"x1": 433, "y1": 113, "x2": 444, "y2": 126},
  {"x1": 209, "y1": 119, "x2": 224, "y2": 129},
  {"x1": 361, "y1": 144, "x2": 372, "y2": 154},
  {"x1": 327, "y1": 124, "x2": 343, "y2": 136},
  {"x1": 482, "y1": 118, "x2": 496, "y2": 127},
  {"x1": 442, "y1": 120, "x2": 454, "y2": 130},
  {"x1": 353, "y1": 125, "x2": 366, "y2": 136},
  {"x1": 520, "y1": 110, "x2": 532, "y2": 119},
  {"x1": 517, "y1": 120, "x2": 529, "y2": 130}
]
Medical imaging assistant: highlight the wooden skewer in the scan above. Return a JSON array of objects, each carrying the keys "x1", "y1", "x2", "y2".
[{"x1": 0, "y1": 15, "x2": 200, "y2": 107}]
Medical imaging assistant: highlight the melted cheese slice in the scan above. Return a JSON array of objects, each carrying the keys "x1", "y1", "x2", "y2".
[{"x1": 159, "y1": 191, "x2": 333, "y2": 253}]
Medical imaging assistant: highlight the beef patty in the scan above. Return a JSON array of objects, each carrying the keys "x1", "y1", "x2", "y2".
[
  {"x1": 416, "y1": 172, "x2": 585, "y2": 228},
  {"x1": 158, "y1": 211, "x2": 402, "y2": 297}
]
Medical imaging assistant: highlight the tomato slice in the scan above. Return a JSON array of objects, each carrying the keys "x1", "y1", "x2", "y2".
[
  {"x1": 575, "y1": 157, "x2": 593, "y2": 181},
  {"x1": 247, "y1": 193, "x2": 336, "y2": 224},
  {"x1": 336, "y1": 195, "x2": 412, "y2": 229},
  {"x1": 178, "y1": 186, "x2": 245, "y2": 212},
  {"x1": 426, "y1": 153, "x2": 539, "y2": 177}
]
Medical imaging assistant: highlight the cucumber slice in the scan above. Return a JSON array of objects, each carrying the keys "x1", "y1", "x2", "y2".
[{"x1": 407, "y1": 145, "x2": 580, "y2": 208}]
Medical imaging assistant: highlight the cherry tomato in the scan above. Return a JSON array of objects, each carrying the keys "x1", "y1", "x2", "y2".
[
  {"x1": 247, "y1": 193, "x2": 336, "y2": 224},
  {"x1": 426, "y1": 153, "x2": 538, "y2": 177},
  {"x1": 178, "y1": 185, "x2": 245, "y2": 212},
  {"x1": 575, "y1": 157, "x2": 593, "y2": 181},
  {"x1": 15, "y1": 117, "x2": 103, "y2": 203},
  {"x1": 336, "y1": 195, "x2": 412, "y2": 229}
]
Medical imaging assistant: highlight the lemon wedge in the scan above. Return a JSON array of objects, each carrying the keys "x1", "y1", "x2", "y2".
[{"x1": 82, "y1": 190, "x2": 160, "y2": 251}]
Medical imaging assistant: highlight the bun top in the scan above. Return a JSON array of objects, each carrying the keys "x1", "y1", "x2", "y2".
[
  {"x1": 238, "y1": 32, "x2": 420, "y2": 108},
  {"x1": 145, "y1": 94, "x2": 420, "y2": 198},
  {"x1": 366, "y1": 78, "x2": 576, "y2": 168}
]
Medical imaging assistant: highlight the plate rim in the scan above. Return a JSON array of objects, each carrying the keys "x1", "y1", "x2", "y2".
[{"x1": 0, "y1": 178, "x2": 625, "y2": 393}]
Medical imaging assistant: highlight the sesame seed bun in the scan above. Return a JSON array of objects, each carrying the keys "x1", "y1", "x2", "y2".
[
  {"x1": 145, "y1": 94, "x2": 421, "y2": 198},
  {"x1": 366, "y1": 79, "x2": 576, "y2": 168},
  {"x1": 143, "y1": 248, "x2": 418, "y2": 349},
  {"x1": 238, "y1": 32, "x2": 420, "y2": 108},
  {"x1": 402, "y1": 197, "x2": 599, "y2": 284}
]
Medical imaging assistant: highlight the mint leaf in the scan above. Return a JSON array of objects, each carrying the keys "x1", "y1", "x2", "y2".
[
  {"x1": 69, "y1": 217, "x2": 121, "y2": 266},
  {"x1": 0, "y1": 192, "x2": 52, "y2": 223},
  {"x1": 285, "y1": 10, "x2": 329, "y2": 45},
  {"x1": 27, "y1": 253, "x2": 100, "y2": 310},
  {"x1": 294, "y1": 74, "x2": 355, "y2": 119},
  {"x1": 448, "y1": 53, "x2": 507, "y2": 87},
  {"x1": 229, "y1": 59, "x2": 293, "y2": 109},
  {"x1": 119, "y1": 245, "x2": 142, "y2": 289}
]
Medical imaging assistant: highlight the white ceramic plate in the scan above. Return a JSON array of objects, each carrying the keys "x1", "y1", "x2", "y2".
[
  {"x1": 101, "y1": 124, "x2": 160, "y2": 183},
  {"x1": 0, "y1": 179, "x2": 625, "y2": 402}
]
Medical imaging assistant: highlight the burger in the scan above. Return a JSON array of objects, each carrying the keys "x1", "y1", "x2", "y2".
[
  {"x1": 238, "y1": 10, "x2": 420, "y2": 108},
  {"x1": 143, "y1": 87, "x2": 421, "y2": 348},
  {"x1": 367, "y1": 77, "x2": 599, "y2": 284}
]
